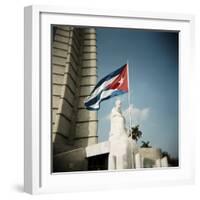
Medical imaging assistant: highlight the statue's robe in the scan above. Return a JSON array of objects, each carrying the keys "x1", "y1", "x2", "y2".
[{"x1": 108, "y1": 107, "x2": 134, "y2": 170}]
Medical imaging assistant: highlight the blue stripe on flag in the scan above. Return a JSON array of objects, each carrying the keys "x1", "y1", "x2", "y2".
[
  {"x1": 85, "y1": 89, "x2": 127, "y2": 110},
  {"x1": 89, "y1": 64, "x2": 127, "y2": 95}
]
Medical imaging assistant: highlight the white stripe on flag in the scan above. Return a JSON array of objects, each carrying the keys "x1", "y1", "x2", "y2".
[
  {"x1": 84, "y1": 75, "x2": 118, "y2": 103},
  {"x1": 87, "y1": 89, "x2": 117, "y2": 109}
]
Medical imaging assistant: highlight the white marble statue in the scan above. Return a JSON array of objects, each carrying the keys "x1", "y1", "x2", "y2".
[{"x1": 108, "y1": 100, "x2": 135, "y2": 170}]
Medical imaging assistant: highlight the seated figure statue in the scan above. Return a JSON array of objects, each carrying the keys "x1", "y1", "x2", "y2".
[{"x1": 108, "y1": 100, "x2": 134, "y2": 170}]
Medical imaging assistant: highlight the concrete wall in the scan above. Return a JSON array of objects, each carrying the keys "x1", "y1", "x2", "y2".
[
  {"x1": 53, "y1": 148, "x2": 88, "y2": 172},
  {"x1": 139, "y1": 148, "x2": 162, "y2": 168}
]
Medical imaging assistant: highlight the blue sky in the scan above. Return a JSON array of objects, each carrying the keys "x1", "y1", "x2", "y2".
[{"x1": 95, "y1": 28, "x2": 178, "y2": 158}]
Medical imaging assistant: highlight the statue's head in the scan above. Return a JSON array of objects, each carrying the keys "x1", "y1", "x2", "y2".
[{"x1": 115, "y1": 99, "x2": 121, "y2": 109}]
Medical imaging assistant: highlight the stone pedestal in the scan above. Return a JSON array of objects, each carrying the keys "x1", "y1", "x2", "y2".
[
  {"x1": 155, "y1": 159, "x2": 161, "y2": 167},
  {"x1": 161, "y1": 156, "x2": 168, "y2": 167},
  {"x1": 109, "y1": 135, "x2": 133, "y2": 170},
  {"x1": 135, "y1": 153, "x2": 142, "y2": 168}
]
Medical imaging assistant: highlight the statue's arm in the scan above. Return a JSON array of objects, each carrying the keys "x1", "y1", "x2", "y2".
[{"x1": 111, "y1": 109, "x2": 122, "y2": 118}]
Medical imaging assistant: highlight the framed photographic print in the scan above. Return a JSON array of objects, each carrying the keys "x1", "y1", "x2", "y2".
[{"x1": 24, "y1": 5, "x2": 195, "y2": 194}]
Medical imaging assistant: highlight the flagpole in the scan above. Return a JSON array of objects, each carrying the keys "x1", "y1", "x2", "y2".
[{"x1": 127, "y1": 60, "x2": 132, "y2": 133}]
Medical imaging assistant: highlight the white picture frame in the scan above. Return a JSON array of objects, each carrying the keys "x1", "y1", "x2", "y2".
[{"x1": 24, "y1": 5, "x2": 195, "y2": 194}]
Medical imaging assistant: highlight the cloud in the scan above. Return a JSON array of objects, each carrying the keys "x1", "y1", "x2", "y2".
[
  {"x1": 123, "y1": 104, "x2": 150, "y2": 125},
  {"x1": 104, "y1": 104, "x2": 150, "y2": 126}
]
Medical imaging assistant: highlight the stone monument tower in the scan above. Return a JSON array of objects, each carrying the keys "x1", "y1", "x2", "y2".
[{"x1": 51, "y1": 25, "x2": 98, "y2": 156}]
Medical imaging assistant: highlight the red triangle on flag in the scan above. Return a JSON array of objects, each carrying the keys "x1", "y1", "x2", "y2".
[{"x1": 107, "y1": 64, "x2": 128, "y2": 92}]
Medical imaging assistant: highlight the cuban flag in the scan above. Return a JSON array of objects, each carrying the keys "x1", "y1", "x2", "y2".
[{"x1": 84, "y1": 64, "x2": 129, "y2": 110}]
